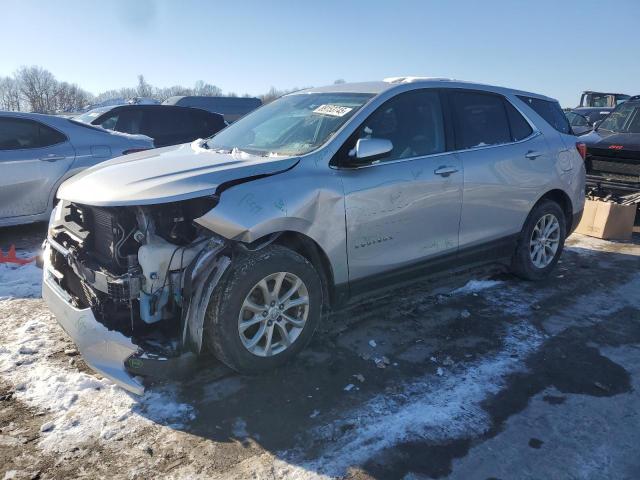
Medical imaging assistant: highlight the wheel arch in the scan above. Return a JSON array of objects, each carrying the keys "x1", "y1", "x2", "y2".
[
  {"x1": 533, "y1": 189, "x2": 574, "y2": 233},
  {"x1": 255, "y1": 230, "x2": 336, "y2": 311}
]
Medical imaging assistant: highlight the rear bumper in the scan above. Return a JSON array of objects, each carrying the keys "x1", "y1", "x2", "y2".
[{"x1": 42, "y1": 244, "x2": 145, "y2": 394}]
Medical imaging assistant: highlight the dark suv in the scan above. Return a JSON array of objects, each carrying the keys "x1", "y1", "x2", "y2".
[
  {"x1": 75, "y1": 105, "x2": 226, "y2": 148},
  {"x1": 580, "y1": 95, "x2": 640, "y2": 193}
]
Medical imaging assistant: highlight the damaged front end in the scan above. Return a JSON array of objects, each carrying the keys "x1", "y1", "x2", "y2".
[{"x1": 42, "y1": 197, "x2": 231, "y2": 393}]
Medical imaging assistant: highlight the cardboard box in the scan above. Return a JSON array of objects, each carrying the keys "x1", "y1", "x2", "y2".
[{"x1": 574, "y1": 199, "x2": 636, "y2": 240}]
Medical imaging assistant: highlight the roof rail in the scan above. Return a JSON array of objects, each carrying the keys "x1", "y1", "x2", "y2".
[{"x1": 383, "y1": 76, "x2": 454, "y2": 84}]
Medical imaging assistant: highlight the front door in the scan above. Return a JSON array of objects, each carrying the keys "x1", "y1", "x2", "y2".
[
  {"x1": 336, "y1": 89, "x2": 463, "y2": 286},
  {"x1": 0, "y1": 117, "x2": 74, "y2": 219}
]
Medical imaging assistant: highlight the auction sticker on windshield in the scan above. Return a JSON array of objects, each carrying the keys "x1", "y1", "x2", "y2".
[{"x1": 313, "y1": 104, "x2": 353, "y2": 117}]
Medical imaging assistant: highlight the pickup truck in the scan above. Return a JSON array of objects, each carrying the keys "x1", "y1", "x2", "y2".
[
  {"x1": 580, "y1": 95, "x2": 640, "y2": 193},
  {"x1": 579, "y1": 91, "x2": 630, "y2": 108}
]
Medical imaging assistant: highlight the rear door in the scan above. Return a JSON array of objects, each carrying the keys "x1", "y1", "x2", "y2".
[
  {"x1": 517, "y1": 96, "x2": 578, "y2": 180},
  {"x1": 0, "y1": 117, "x2": 75, "y2": 218},
  {"x1": 337, "y1": 89, "x2": 463, "y2": 286},
  {"x1": 449, "y1": 90, "x2": 553, "y2": 251}
]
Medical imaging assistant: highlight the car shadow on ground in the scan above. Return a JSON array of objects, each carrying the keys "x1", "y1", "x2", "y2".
[
  {"x1": 131, "y1": 235, "x2": 640, "y2": 478},
  {"x1": 0, "y1": 222, "x2": 47, "y2": 253}
]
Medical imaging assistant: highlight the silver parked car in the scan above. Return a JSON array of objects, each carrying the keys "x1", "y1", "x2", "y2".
[
  {"x1": 42, "y1": 78, "x2": 586, "y2": 393},
  {"x1": 0, "y1": 112, "x2": 154, "y2": 227}
]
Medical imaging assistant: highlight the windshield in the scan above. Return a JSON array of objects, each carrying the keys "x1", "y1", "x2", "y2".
[
  {"x1": 565, "y1": 111, "x2": 588, "y2": 127},
  {"x1": 598, "y1": 102, "x2": 640, "y2": 134},
  {"x1": 74, "y1": 108, "x2": 110, "y2": 124},
  {"x1": 583, "y1": 93, "x2": 612, "y2": 108},
  {"x1": 205, "y1": 92, "x2": 374, "y2": 156}
]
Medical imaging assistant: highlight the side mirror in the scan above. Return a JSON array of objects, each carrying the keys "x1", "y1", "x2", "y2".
[
  {"x1": 592, "y1": 120, "x2": 602, "y2": 129},
  {"x1": 350, "y1": 137, "x2": 393, "y2": 162}
]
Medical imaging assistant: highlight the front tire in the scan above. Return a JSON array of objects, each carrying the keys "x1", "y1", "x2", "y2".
[
  {"x1": 511, "y1": 200, "x2": 566, "y2": 281},
  {"x1": 204, "y1": 244, "x2": 323, "y2": 374}
]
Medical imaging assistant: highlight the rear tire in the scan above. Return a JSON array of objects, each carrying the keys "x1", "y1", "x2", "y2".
[
  {"x1": 204, "y1": 244, "x2": 323, "y2": 374},
  {"x1": 511, "y1": 200, "x2": 566, "y2": 281}
]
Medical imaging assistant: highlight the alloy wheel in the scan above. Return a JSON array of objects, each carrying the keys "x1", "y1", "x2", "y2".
[
  {"x1": 238, "y1": 272, "x2": 309, "y2": 357},
  {"x1": 529, "y1": 213, "x2": 560, "y2": 268}
]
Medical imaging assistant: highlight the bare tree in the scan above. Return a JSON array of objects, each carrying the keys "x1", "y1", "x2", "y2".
[
  {"x1": 193, "y1": 80, "x2": 222, "y2": 97},
  {"x1": 0, "y1": 77, "x2": 21, "y2": 111},
  {"x1": 55, "y1": 82, "x2": 92, "y2": 112},
  {"x1": 94, "y1": 87, "x2": 137, "y2": 104},
  {"x1": 155, "y1": 85, "x2": 192, "y2": 102},
  {"x1": 136, "y1": 74, "x2": 153, "y2": 98},
  {"x1": 15, "y1": 66, "x2": 59, "y2": 113},
  {"x1": 260, "y1": 86, "x2": 284, "y2": 104},
  {"x1": 259, "y1": 86, "x2": 307, "y2": 104}
]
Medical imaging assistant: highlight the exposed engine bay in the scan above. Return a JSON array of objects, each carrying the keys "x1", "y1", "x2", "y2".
[{"x1": 47, "y1": 197, "x2": 224, "y2": 357}]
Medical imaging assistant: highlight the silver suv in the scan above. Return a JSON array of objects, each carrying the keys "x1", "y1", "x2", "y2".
[{"x1": 43, "y1": 78, "x2": 586, "y2": 393}]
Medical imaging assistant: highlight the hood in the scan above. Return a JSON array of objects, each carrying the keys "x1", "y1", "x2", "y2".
[
  {"x1": 58, "y1": 141, "x2": 299, "y2": 206},
  {"x1": 582, "y1": 130, "x2": 640, "y2": 152}
]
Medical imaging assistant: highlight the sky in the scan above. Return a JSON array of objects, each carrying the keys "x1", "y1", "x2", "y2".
[{"x1": 1, "y1": 0, "x2": 639, "y2": 107}]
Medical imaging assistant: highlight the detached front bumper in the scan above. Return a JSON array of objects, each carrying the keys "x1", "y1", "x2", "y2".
[{"x1": 42, "y1": 244, "x2": 145, "y2": 394}]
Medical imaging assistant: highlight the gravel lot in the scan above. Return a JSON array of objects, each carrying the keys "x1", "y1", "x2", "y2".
[{"x1": 1, "y1": 223, "x2": 639, "y2": 480}]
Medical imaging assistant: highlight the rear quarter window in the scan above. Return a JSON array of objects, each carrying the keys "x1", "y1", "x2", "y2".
[
  {"x1": 517, "y1": 96, "x2": 571, "y2": 134},
  {"x1": 504, "y1": 101, "x2": 533, "y2": 141}
]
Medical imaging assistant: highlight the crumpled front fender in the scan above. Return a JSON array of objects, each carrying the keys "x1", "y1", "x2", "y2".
[{"x1": 181, "y1": 239, "x2": 231, "y2": 352}]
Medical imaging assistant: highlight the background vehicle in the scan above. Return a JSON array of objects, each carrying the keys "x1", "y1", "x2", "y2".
[
  {"x1": 566, "y1": 107, "x2": 613, "y2": 135},
  {"x1": 43, "y1": 79, "x2": 585, "y2": 393},
  {"x1": 579, "y1": 91, "x2": 630, "y2": 108},
  {"x1": 162, "y1": 96, "x2": 262, "y2": 123},
  {"x1": 75, "y1": 104, "x2": 226, "y2": 148},
  {"x1": 580, "y1": 95, "x2": 640, "y2": 193},
  {"x1": 0, "y1": 111, "x2": 153, "y2": 227}
]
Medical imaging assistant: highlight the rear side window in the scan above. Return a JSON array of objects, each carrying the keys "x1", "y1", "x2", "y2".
[
  {"x1": 450, "y1": 91, "x2": 511, "y2": 149},
  {"x1": 142, "y1": 108, "x2": 195, "y2": 138},
  {"x1": 113, "y1": 109, "x2": 144, "y2": 134},
  {"x1": 98, "y1": 112, "x2": 120, "y2": 130},
  {"x1": 517, "y1": 96, "x2": 571, "y2": 134},
  {"x1": 0, "y1": 118, "x2": 66, "y2": 150}
]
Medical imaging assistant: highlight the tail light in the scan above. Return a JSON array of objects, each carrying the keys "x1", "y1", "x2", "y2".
[
  {"x1": 123, "y1": 148, "x2": 150, "y2": 155},
  {"x1": 576, "y1": 142, "x2": 587, "y2": 160}
]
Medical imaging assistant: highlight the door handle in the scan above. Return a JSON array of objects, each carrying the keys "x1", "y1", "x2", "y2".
[
  {"x1": 525, "y1": 150, "x2": 543, "y2": 160},
  {"x1": 434, "y1": 166, "x2": 459, "y2": 177},
  {"x1": 39, "y1": 154, "x2": 65, "y2": 162}
]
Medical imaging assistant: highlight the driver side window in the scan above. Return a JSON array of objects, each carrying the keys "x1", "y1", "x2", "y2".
[{"x1": 352, "y1": 90, "x2": 446, "y2": 163}]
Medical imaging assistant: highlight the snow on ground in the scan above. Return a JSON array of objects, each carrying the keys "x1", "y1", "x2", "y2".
[
  {"x1": 2, "y1": 234, "x2": 638, "y2": 479},
  {"x1": 0, "y1": 261, "x2": 41, "y2": 299},
  {"x1": 452, "y1": 279, "x2": 503, "y2": 295},
  {"x1": 279, "y1": 322, "x2": 544, "y2": 478},
  {"x1": 565, "y1": 233, "x2": 626, "y2": 254},
  {"x1": 0, "y1": 256, "x2": 194, "y2": 454}
]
